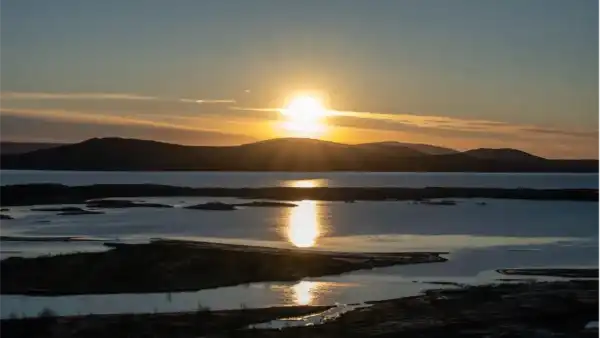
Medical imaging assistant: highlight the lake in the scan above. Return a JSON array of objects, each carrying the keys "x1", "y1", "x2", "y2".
[
  {"x1": 1, "y1": 197, "x2": 597, "y2": 318},
  {"x1": 0, "y1": 171, "x2": 597, "y2": 319},
  {"x1": 1, "y1": 170, "x2": 598, "y2": 189}
]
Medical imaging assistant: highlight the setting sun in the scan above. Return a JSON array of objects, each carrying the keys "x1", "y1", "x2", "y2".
[{"x1": 280, "y1": 95, "x2": 329, "y2": 136}]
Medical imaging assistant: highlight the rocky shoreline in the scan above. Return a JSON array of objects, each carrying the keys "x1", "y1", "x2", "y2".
[{"x1": 1, "y1": 184, "x2": 597, "y2": 206}]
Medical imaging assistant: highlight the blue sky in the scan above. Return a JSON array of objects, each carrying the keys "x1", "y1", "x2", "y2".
[{"x1": 1, "y1": 0, "x2": 598, "y2": 158}]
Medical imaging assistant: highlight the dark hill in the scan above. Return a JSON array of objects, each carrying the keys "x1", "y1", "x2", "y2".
[
  {"x1": 0, "y1": 142, "x2": 64, "y2": 155},
  {"x1": 1, "y1": 137, "x2": 596, "y2": 172},
  {"x1": 357, "y1": 141, "x2": 458, "y2": 155},
  {"x1": 463, "y1": 148, "x2": 545, "y2": 162}
]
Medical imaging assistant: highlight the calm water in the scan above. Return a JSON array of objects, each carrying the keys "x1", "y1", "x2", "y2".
[
  {"x1": 1, "y1": 170, "x2": 598, "y2": 189},
  {"x1": 1, "y1": 196, "x2": 597, "y2": 318},
  {"x1": 1, "y1": 171, "x2": 597, "y2": 318}
]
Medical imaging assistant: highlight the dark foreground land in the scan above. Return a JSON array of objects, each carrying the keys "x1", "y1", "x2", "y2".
[
  {"x1": 3, "y1": 280, "x2": 597, "y2": 338},
  {"x1": 2, "y1": 184, "x2": 597, "y2": 206},
  {"x1": 1, "y1": 240, "x2": 446, "y2": 295},
  {"x1": 1, "y1": 306, "x2": 330, "y2": 338}
]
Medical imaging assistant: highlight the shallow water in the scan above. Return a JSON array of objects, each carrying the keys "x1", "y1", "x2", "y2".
[
  {"x1": 0, "y1": 197, "x2": 597, "y2": 318},
  {"x1": 1, "y1": 248, "x2": 593, "y2": 319},
  {"x1": 248, "y1": 303, "x2": 372, "y2": 329},
  {"x1": 2, "y1": 198, "x2": 596, "y2": 254},
  {"x1": 1, "y1": 170, "x2": 597, "y2": 189}
]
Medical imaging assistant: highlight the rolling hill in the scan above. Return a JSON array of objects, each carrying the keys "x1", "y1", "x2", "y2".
[
  {"x1": 357, "y1": 141, "x2": 458, "y2": 155},
  {"x1": 0, "y1": 137, "x2": 596, "y2": 172},
  {"x1": 0, "y1": 142, "x2": 64, "y2": 155}
]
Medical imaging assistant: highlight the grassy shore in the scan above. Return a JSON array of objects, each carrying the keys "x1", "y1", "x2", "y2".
[
  {"x1": 2, "y1": 280, "x2": 597, "y2": 338},
  {"x1": 1, "y1": 240, "x2": 446, "y2": 295},
  {"x1": 1, "y1": 306, "x2": 330, "y2": 338}
]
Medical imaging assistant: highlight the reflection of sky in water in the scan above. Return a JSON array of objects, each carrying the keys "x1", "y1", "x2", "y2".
[
  {"x1": 1, "y1": 198, "x2": 596, "y2": 254},
  {"x1": 1, "y1": 198, "x2": 597, "y2": 318}
]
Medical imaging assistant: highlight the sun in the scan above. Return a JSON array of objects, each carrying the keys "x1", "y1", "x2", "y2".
[{"x1": 280, "y1": 95, "x2": 328, "y2": 136}]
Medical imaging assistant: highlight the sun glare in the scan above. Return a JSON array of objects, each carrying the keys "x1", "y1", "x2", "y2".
[{"x1": 280, "y1": 95, "x2": 329, "y2": 136}]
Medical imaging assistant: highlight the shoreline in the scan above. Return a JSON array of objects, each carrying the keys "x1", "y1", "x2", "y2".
[
  {"x1": 1, "y1": 184, "x2": 597, "y2": 206},
  {"x1": 1, "y1": 305, "x2": 331, "y2": 338},
  {"x1": 2, "y1": 280, "x2": 597, "y2": 337},
  {"x1": 1, "y1": 239, "x2": 447, "y2": 296}
]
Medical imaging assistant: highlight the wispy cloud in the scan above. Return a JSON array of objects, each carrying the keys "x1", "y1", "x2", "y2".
[
  {"x1": 0, "y1": 106, "x2": 264, "y2": 144},
  {"x1": 521, "y1": 127, "x2": 598, "y2": 138},
  {"x1": 0, "y1": 92, "x2": 157, "y2": 101},
  {"x1": 0, "y1": 107, "x2": 225, "y2": 133},
  {"x1": 179, "y1": 98, "x2": 236, "y2": 104},
  {"x1": 1, "y1": 92, "x2": 236, "y2": 104},
  {"x1": 233, "y1": 106, "x2": 597, "y2": 140}
]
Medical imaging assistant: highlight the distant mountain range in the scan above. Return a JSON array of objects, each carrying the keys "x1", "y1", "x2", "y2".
[
  {"x1": 0, "y1": 138, "x2": 596, "y2": 172},
  {"x1": 356, "y1": 141, "x2": 459, "y2": 155},
  {"x1": 0, "y1": 142, "x2": 65, "y2": 155}
]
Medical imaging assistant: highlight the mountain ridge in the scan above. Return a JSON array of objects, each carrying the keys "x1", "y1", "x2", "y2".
[
  {"x1": 1, "y1": 137, "x2": 596, "y2": 172},
  {"x1": 356, "y1": 141, "x2": 458, "y2": 155},
  {"x1": 0, "y1": 141, "x2": 66, "y2": 155}
]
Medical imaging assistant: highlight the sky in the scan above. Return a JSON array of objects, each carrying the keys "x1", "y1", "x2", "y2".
[{"x1": 1, "y1": 0, "x2": 598, "y2": 158}]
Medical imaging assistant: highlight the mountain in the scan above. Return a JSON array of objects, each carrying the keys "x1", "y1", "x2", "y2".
[
  {"x1": 1, "y1": 137, "x2": 596, "y2": 172},
  {"x1": 462, "y1": 148, "x2": 544, "y2": 162},
  {"x1": 0, "y1": 142, "x2": 64, "y2": 155},
  {"x1": 357, "y1": 141, "x2": 458, "y2": 155}
]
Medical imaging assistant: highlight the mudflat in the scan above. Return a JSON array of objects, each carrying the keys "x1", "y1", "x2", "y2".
[{"x1": 1, "y1": 240, "x2": 446, "y2": 295}]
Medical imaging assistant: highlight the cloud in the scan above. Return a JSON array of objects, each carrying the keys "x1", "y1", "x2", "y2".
[
  {"x1": 233, "y1": 106, "x2": 597, "y2": 140},
  {"x1": 0, "y1": 108, "x2": 254, "y2": 144},
  {"x1": 0, "y1": 92, "x2": 158, "y2": 101},
  {"x1": 0, "y1": 115, "x2": 256, "y2": 146},
  {"x1": 521, "y1": 127, "x2": 598, "y2": 138},
  {"x1": 1, "y1": 92, "x2": 237, "y2": 104},
  {"x1": 179, "y1": 98, "x2": 236, "y2": 104}
]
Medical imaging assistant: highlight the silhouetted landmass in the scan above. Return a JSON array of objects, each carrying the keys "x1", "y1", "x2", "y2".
[
  {"x1": 498, "y1": 268, "x2": 599, "y2": 278},
  {"x1": 236, "y1": 201, "x2": 298, "y2": 208},
  {"x1": 1, "y1": 137, "x2": 596, "y2": 172},
  {"x1": 463, "y1": 148, "x2": 545, "y2": 162},
  {"x1": 184, "y1": 202, "x2": 237, "y2": 210},
  {"x1": 85, "y1": 199, "x2": 173, "y2": 209},
  {"x1": 1, "y1": 184, "x2": 596, "y2": 206},
  {"x1": 357, "y1": 141, "x2": 459, "y2": 155},
  {"x1": 0, "y1": 240, "x2": 446, "y2": 295},
  {"x1": 1, "y1": 306, "x2": 330, "y2": 338},
  {"x1": 0, "y1": 141, "x2": 63, "y2": 155}
]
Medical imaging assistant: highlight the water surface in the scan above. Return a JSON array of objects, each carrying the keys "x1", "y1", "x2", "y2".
[
  {"x1": 1, "y1": 197, "x2": 596, "y2": 318},
  {"x1": 2, "y1": 170, "x2": 597, "y2": 189}
]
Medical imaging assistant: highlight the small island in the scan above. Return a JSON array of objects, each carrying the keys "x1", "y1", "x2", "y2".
[{"x1": 1, "y1": 184, "x2": 597, "y2": 206}]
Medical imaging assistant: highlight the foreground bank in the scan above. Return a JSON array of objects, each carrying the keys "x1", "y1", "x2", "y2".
[
  {"x1": 1, "y1": 240, "x2": 446, "y2": 295},
  {"x1": 2, "y1": 280, "x2": 597, "y2": 338}
]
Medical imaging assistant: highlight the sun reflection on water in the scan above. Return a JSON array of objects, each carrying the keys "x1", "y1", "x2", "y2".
[
  {"x1": 286, "y1": 200, "x2": 321, "y2": 248},
  {"x1": 286, "y1": 179, "x2": 326, "y2": 188},
  {"x1": 292, "y1": 281, "x2": 319, "y2": 305}
]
